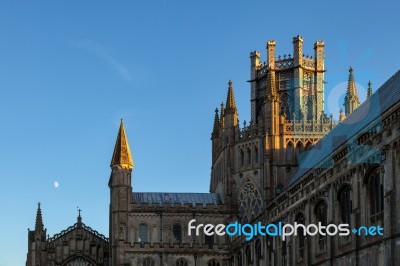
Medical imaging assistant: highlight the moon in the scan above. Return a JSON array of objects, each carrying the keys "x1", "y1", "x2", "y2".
[{"x1": 54, "y1": 181, "x2": 59, "y2": 188}]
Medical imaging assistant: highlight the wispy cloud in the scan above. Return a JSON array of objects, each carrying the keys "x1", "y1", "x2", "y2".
[{"x1": 73, "y1": 40, "x2": 134, "y2": 84}]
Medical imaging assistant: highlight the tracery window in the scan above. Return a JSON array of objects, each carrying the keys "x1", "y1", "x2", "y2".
[
  {"x1": 64, "y1": 257, "x2": 93, "y2": 266},
  {"x1": 138, "y1": 223, "x2": 148, "y2": 243},
  {"x1": 238, "y1": 181, "x2": 263, "y2": 223},
  {"x1": 208, "y1": 259, "x2": 220, "y2": 266},
  {"x1": 279, "y1": 92, "x2": 291, "y2": 119},
  {"x1": 173, "y1": 223, "x2": 182, "y2": 243},
  {"x1": 143, "y1": 258, "x2": 155, "y2": 266},
  {"x1": 338, "y1": 185, "x2": 352, "y2": 224},
  {"x1": 366, "y1": 166, "x2": 384, "y2": 221},
  {"x1": 175, "y1": 258, "x2": 189, "y2": 266}
]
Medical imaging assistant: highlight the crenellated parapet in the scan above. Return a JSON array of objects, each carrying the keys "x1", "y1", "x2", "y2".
[{"x1": 238, "y1": 122, "x2": 259, "y2": 142}]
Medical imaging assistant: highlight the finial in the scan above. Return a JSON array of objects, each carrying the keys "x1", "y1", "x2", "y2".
[
  {"x1": 349, "y1": 66, "x2": 353, "y2": 73},
  {"x1": 228, "y1": 80, "x2": 232, "y2": 86},
  {"x1": 77, "y1": 207, "x2": 82, "y2": 226}
]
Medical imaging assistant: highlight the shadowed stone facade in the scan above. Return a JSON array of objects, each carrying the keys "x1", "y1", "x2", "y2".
[{"x1": 26, "y1": 36, "x2": 400, "y2": 266}]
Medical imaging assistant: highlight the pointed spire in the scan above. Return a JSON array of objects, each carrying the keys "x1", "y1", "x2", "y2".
[
  {"x1": 212, "y1": 108, "x2": 220, "y2": 137},
  {"x1": 344, "y1": 67, "x2": 360, "y2": 115},
  {"x1": 367, "y1": 80, "x2": 373, "y2": 97},
  {"x1": 225, "y1": 80, "x2": 237, "y2": 114},
  {"x1": 347, "y1": 67, "x2": 358, "y2": 96},
  {"x1": 110, "y1": 119, "x2": 134, "y2": 169},
  {"x1": 35, "y1": 202, "x2": 44, "y2": 232}
]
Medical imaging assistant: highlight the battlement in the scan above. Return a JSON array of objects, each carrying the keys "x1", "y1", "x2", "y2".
[
  {"x1": 252, "y1": 36, "x2": 324, "y2": 79},
  {"x1": 238, "y1": 121, "x2": 259, "y2": 142},
  {"x1": 284, "y1": 117, "x2": 336, "y2": 136}
]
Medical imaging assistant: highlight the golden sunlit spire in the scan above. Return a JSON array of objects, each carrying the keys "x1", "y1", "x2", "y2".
[
  {"x1": 225, "y1": 80, "x2": 237, "y2": 114},
  {"x1": 110, "y1": 119, "x2": 134, "y2": 169}
]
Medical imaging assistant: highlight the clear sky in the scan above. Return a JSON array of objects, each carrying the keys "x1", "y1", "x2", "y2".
[{"x1": 0, "y1": 1, "x2": 399, "y2": 265}]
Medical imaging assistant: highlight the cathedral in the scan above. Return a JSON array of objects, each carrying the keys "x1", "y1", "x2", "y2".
[{"x1": 26, "y1": 36, "x2": 400, "y2": 266}]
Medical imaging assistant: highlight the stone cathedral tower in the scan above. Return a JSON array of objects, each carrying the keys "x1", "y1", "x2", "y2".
[
  {"x1": 210, "y1": 36, "x2": 336, "y2": 224},
  {"x1": 108, "y1": 120, "x2": 134, "y2": 266}
]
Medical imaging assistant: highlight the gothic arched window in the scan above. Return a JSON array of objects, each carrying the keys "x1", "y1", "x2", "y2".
[
  {"x1": 338, "y1": 185, "x2": 352, "y2": 224},
  {"x1": 143, "y1": 258, "x2": 155, "y2": 266},
  {"x1": 237, "y1": 251, "x2": 243, "y2": 266},
  {"x1": 138, "y1": 223, "x2": 148, "y2": 243},
  {"x1": 315, "y1": 200, "x2": 327, "y2": 249},
  {"x1": 247, "y1": 148, "x2": 252, "y2": 165},
  {"x1": 245, "y1": 245, "x2": 251, "y2": 265},
  {"x1": 295, "y1": 142, "x2": 304, "y2": 162},
  {"x1": 240, "y1": 149, "x2": 244, "y2": 166},
  {"x1": 64, "y1": 257, "x2": 94, "y2": 266},
  {"x1": 175, "y1": 258, "x2": 188, "y2": 266},
  {"x1": 208, "y1": 259, "x2": 220, "y2": 266},
  {"x1": 366, "y1": 166, "x2": 384, "y2": 220},
  {"x1": 254, "y1": 146, "x2": 259, "y2": 163},
  {"x1": 238, "y1": 180, "x2": 263, "y2": 223},
  {"x1": 295, "y1": 213, "x2": 305, "y2": 260},
  {"x1": 279, "y1": 92, "x2": 291, "y2": 119},
  {"x1": 286, "y1": 142, "x2": 294, "y2": 162},
  {"x1": 173, "y1": 223, "x2": 182, "y2": 243},
  {"x1": 255, "y1": 239, "x2": 262, "y2": 266},
  {"x1": 205, "y1": 234, "x2": 214, "y2": 248}
]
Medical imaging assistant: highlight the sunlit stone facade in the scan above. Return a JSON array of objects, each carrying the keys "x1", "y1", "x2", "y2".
[{"x1": 26, "y1": 37, "x2": 400, "y2": 266}]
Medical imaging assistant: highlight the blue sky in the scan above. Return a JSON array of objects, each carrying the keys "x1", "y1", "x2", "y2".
[{"x1": 0, "y1": 1, "x2": 399, "y2": 265}]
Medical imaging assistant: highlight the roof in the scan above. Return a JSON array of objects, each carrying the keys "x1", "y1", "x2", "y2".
[
  {"x1": 47, "y1": 222, "x2": 109, "y2": 243},
  {"x1": 285, "y1": 70, "x2": 400, "y2": 188},
  {"x1": 132, "y1": 192, "x2": 221, "y2": 206}
]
